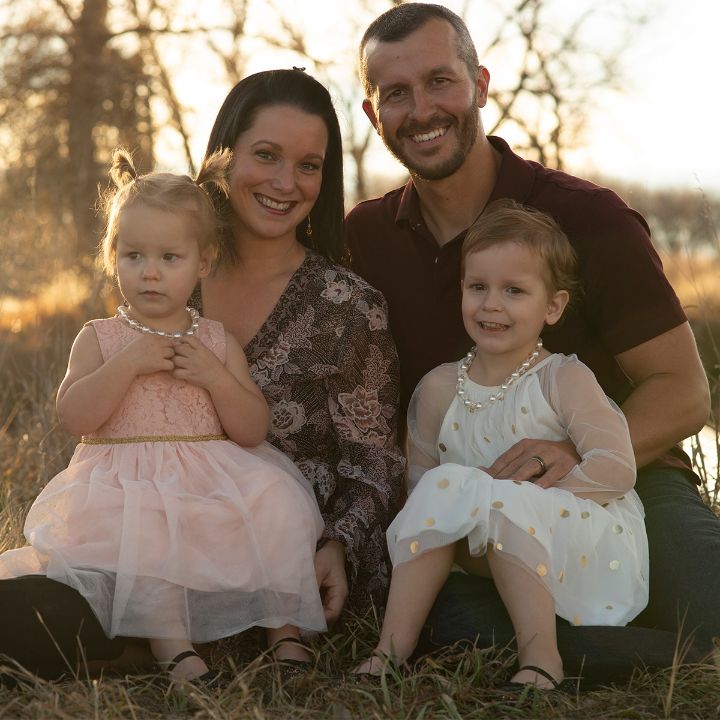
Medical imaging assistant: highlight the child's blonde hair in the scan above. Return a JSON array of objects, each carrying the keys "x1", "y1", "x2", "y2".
[
  {"x1": 99, "y1": 148, "x2": 232, "y2": 275},
  {"x1": 462, "y1": 199, "x2": 579, "y2": 299}
]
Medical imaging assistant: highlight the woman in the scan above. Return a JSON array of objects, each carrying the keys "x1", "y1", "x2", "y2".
[{"x1": 193, "y1": 69, "x2": 405, "y2": 652}]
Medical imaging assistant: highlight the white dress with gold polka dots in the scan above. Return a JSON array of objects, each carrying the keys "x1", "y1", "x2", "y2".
[{"x1": 388, "y1": 353, "x2": 648, "y2": 627}]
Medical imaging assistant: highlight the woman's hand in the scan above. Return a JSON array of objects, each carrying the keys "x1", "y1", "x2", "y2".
[
  {"x1": 486, "y1": 438, "x2": 580, "y2": 487},
  {"x1": 171, "y1": 336, "x2": 225, "y2": 390},
  {"x1": 314, "y1": 540, "x2": 349, "y2": 624}
]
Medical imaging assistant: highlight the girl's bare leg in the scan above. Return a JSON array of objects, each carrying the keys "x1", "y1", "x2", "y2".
[
  {"x1": 353, "y1": 543, "x2": 456, "y2": 674},
  {"x1": 266, "y1": 624, "x2": 312, "y2": 663},
  {"x1": 150, "y1": 638, "x2": 209, "y2": 681},
  {"x1": 485, "y1": 547, "x2": 563, "y2": 688}
]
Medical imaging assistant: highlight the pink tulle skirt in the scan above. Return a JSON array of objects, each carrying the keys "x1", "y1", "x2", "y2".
[{"x1": 0, "y1": 439, "x2": 326, "y2": 641}]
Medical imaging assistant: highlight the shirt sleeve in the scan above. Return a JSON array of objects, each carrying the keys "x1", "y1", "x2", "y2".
[
  {"x1": 540, "y1": 356, "x2": 637, "y2": 503},
  {"x1": 569, "y1": 192, "x2": 686, "y2": 355},
  {"x1": 406, "y1": 363, "x2": 457, "y2": 491},
  {"x1": 320, "y1": 285, "x2": 406, "y2": 587}
]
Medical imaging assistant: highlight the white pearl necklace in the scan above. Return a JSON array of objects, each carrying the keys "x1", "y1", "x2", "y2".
[
  {"x1": 116, "y1": 305, "x2": 199, "y2": 338},
  {"x1": 456, "y1": 339, "x2": 543, "y2": 411}
]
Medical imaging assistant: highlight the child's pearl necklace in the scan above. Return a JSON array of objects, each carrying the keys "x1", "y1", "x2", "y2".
[
  {"x1": 116, "y1": 305, "x2": 199, "y2": 338},
  {"x1": 456, "y1": 339, "x2": 543, "y2": 412}
]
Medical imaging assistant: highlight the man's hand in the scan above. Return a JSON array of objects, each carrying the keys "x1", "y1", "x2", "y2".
[
  {"x1": 486, "y1": 438, "x2": 580, "y2": 488},
  {"x1": 314, "y1": 540, "x2": 348, "y2": 624}
]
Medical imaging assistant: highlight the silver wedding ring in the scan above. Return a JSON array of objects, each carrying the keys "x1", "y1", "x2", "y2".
[{"x1": 530, "y1": 455, "x2": 547, "y2": 477}]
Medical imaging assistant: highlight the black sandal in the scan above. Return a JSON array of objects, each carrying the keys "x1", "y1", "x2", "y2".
[
  {"x1": 268, "y1": 637, "x2": 314, "y2": 681},
  {"x1": 495, "y1": 665, "x2": 578, "y2": 694},
  {"x1": 166, "y1": 650, "x2": 227, "y2": 689}
]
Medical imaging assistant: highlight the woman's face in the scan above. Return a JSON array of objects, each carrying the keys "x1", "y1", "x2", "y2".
[{"x1": 228, "y1": 104, "x2": 328, "y2": 243}]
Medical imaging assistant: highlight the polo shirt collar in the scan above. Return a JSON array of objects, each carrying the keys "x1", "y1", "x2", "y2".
[{"x1": 393, "y1": 135, "x2": 537, "y2": 226}]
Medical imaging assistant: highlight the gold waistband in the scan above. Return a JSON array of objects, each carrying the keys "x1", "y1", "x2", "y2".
[{"x1": 80, "y1": 434, "x2": 228, "y2": 445}]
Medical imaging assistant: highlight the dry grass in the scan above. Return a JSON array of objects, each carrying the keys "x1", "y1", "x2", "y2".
[{"x1": 1, "y1": 634, "x2": 720, "y2": 719}]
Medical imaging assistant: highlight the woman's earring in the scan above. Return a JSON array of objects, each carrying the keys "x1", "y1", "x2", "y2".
[{"x1": 305, "y1": 216, "x2": 313, "y2": 239}]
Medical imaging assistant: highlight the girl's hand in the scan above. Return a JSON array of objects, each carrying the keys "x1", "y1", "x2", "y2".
[
  {"x1": 120, "y1": 334, "x2": 176, "y2": 377},
  {"x1": 171, "y1": 335, "x2": 224, "y2": 389}
]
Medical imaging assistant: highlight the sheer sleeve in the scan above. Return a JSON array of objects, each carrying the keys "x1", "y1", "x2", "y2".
[
  {"x1": 406, "y1": 363, "x2": 457, "y2": 492},
  {"x1": 321, "y1": 288, "x2": 406, "y2": 588},
  {"x1": 540, "y1": 355, "x2": 636, "y2": 503}
]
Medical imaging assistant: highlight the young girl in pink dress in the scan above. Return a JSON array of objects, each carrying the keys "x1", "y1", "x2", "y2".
[
  {"x1": 354, "y1": 200, "x2": 648, "y2": 690},
  {"x1": 0, "y1": 149, "x2": 325, "y2": 683}
]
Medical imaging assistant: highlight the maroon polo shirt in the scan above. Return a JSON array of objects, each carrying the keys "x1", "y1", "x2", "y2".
[{"x1": 345, "y1": 135, "x2": 692, "y2": 474}]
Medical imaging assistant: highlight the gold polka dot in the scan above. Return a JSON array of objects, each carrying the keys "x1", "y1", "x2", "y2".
[
  {"x1": 560, "y1": 509, "x2": 570, "y2": 518},
  {"x1": 521, "y1": 406, "x2": 529, "y2": 414},
  {"x1": 437, "y1": 478, "x2": 450, "y2": 489},
  {"x1": 484, "y1": 436, "x2": 491, "y2": 443},
  {"x1": 512, "y1": 424, "x2": 517, "y2": 435},
  {"x1": 558, "y1": 571, "x2": 565, "y2": 583},
  {"x1": 470, "y1": 507, "x2": 480, "y2": 517},
  {"x1": 527, "y1": 527, "x2": 536, "y2": 536},
  {"x1": 573, "y1": 615, "x2": 581, "y2": 626},
  {"x1": 452, "y1": 422, "x2": 460, "y2": 431},
  {"x1": 492, "y1": 501, "x2": 504, "y2": 509},
  {"x1": 613, "y1": 524, "x2": 623, "y2": 534},
  {"x1": 606, "y1": 605, "x2": 614, "y2": 610},
  {"x1": 602, "y1": 503, "x2": 609, "y2": 508},
  {"x1": 513, "y1": 480, "x2": 522, "y2": 485},
  {"x1": 410, "y1": 540, "x2": 420, "y2": 554},
  {"x1": 581, "y1": 511, "x2": 590, "y2": 519},
  {"x1": 580, "y1": 555, "x2": 588, "y2": 568},
  {"x1": 424, "y1": 518, "x2": 436, "y2": 527},
  {"x1": 438, "y1": 443, "x2": 447, "y2": 452},
  {"x1": 495, "y1": 542, "x2": 503, "y2": 551},
  {"x1": 536, "y1": 564, "x2": 547, "y2": 577},
  {"x1": 609, "y1": 560, "x2": 620, "y2": 570},
  {"x1": 468, "y1": 407, "x2": 476, "y2": 414},
  {"x1": 618, "y1": 496, "x2": 625, "y2": 501}
]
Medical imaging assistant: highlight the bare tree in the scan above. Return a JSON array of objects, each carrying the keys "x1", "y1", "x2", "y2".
[
  {"x1": 0, "y1": 0, "x2": 249, "y2": 254},
  {"x1": 0, "y1": 0, "x2": 153, "y2": 255},
  {"x1": 235, "y1": 0, "x2": 645, "y2": 201}
]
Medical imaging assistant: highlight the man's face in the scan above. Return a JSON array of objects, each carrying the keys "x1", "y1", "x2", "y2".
[{"x1": 362, "y1": 18, "x2": 486, "y2": 181}]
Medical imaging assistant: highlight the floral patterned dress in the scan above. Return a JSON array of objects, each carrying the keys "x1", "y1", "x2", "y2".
[{"x1": 193, "y1": 252, "x2": 405, "y2": 613}]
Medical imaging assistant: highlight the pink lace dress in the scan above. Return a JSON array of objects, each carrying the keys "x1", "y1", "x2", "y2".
[{"x1": 0, "y1": 317, "x2": 326, "y2": 641}]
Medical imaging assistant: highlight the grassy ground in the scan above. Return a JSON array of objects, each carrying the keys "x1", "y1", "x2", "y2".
[{"x1": 1, "y1": 632, "x2": 720, "y2": 719}]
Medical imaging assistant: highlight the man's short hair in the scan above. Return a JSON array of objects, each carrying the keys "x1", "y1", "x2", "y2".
[{"x1": 359, "y1": 3, "x2": 479, "y2": 99}]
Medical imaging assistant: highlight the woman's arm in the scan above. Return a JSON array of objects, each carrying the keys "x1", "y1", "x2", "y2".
[
  {"x1": 57, "y1": 325, "x2": 175, "y2": 436},
  {"x1": 172, "y1": 332, "x2": 270, "y2": 446}
]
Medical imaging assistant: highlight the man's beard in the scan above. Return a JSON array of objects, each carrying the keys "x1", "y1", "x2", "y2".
[{"x1": 381, "y1": 101, "x2": 479, "y2": 181}]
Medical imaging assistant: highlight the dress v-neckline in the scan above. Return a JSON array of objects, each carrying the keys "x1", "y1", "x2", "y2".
[
  {"x1": 243, "y1": 252, "x2": 312, "y2": 354},
  {"x1": 193, "y1": 252, "x2": 314, "y2": 355}
]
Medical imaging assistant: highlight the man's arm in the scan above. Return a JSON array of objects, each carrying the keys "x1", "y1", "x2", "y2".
[
  {"x1": 616, "y1": 322, "x2": 710, "y2": 468},
  {"x1": 487, "y1": 323, "x2": 709, "y2": 483}
]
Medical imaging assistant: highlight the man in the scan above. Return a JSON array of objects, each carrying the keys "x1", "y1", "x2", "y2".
[{"x1": 346, "y1": 2, "x2": 716, "y2": 671}]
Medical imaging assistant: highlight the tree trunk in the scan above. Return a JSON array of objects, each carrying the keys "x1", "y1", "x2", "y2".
[{"x1": 67, "y1": 0, "x2": 109, "y2": 255}]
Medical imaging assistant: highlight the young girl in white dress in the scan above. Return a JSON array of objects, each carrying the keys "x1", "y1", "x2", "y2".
[
  {"x1": 0, "y1": 149, "x2": 326, "y2": 683},
  {"x1": 353, "y1": 199, "x2": 648, "y2": 689}
]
